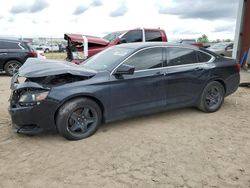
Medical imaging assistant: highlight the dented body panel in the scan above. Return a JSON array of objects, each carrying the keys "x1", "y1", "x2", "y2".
[{"x1": 8, "y1": 43, "x2": 240, "y2": 135}]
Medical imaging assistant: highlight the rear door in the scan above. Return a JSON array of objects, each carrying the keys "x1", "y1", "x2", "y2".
[
  {"x1": 0, "y1": 41, "x2": 9, "y2": 70},
  {"x1": 109, "y1": 47, "x2": 166, "y2": 119},
  {"x1": 165, "y1": 47, "x2": 213, "y2": 108}
]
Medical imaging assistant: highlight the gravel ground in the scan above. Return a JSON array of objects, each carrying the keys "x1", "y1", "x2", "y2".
[{"x1": 0, "y1": 71, "x2": 250, "y2": 188}]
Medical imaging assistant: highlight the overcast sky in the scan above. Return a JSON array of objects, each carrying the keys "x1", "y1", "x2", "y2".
[{"x1": 0, "y1": 0, "x2": 239, "y2": 40}]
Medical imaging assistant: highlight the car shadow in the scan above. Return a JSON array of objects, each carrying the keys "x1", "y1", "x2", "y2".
[{"x1": 99, "y1": 107, "x2": 200, "y2": 133}]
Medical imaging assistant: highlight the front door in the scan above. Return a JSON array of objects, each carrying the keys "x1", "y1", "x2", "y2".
[{"x1": 109, "y1": 47, "x2": 167, "y2": 119}]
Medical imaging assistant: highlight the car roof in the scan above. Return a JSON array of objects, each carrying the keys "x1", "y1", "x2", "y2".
[
  {"x1": 0, "y1": 38, "x2": 24, "y2": 43},
  {"x1": 117, "y1": 42, "x2": 200, "y2": 50}
]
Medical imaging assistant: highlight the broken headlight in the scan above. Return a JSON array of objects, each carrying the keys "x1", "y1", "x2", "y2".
[{"x1": 18, "y1": 91, "x2": 49, "y2": 106}]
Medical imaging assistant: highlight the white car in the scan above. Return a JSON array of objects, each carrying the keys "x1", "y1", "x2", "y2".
[{"x1": 36, "y1": 44, "x2": 59, "y2": 53}]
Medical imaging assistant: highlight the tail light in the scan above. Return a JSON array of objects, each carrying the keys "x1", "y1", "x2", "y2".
[
  {"x1": 236, "y1": 63, "x2": 241, "y2": 72},
  {"x1": 28, "y1": 52, "x2": 38, "y2": 57}
]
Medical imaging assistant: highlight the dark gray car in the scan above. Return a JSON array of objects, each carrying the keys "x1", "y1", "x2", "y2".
[
  {"x1": 0, "y1": 39, "x2": 38, "y2": 75},
  {"x1": 9, "y1": 42, "x2": 240, "y2": 140}
]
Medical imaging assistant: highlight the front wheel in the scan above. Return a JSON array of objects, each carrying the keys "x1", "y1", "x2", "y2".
[
  {"x1": 198, "y1": 81, "x2": 225, "y2": 113},
  {"x1": 56, "y1": 98, "x2": 102, "y2": 140}
]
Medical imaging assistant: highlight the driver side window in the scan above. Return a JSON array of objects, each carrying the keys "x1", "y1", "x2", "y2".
[{"x1": 124, "y1": 47, "x2": 163, "y2": 71}]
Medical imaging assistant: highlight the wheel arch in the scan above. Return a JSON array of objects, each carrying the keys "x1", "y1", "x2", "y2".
[{"x1": 212, "y1": 79, "x2": 226, "y2": 93}]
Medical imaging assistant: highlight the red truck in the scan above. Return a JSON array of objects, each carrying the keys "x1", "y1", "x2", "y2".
[{"x1": 64, "y1": 28, "x2": 168, "y2": 63}]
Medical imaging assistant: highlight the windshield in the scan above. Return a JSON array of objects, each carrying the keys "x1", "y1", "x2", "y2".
[
  {"x1": 82, "y1": 46, "x2": 134, "y2": 71},
  {"x1": 210, "y1": 43, "x2": 229, "y2": 49},
  {"x1": 102, "y1": 31, "x2": 125, "y2": 42}
]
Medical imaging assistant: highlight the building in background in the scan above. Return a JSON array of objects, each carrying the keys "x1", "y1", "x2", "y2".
[{"x1": 233, "y1": 0, "x2": 250, "y2": 66}]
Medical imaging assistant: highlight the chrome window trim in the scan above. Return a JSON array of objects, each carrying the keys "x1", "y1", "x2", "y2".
[{"x1": 111, "y1": 45, "x2": 215, "y2": 75}]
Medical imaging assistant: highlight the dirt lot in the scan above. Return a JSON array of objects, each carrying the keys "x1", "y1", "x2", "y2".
[{"x1": 0, "y1": 71, "x2": 250, "y2": 188}]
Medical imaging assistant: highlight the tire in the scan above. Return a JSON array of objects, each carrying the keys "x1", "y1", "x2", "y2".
[
  {"x1": 44, "y1": 48, "x2": 50, "y2": 53},
  {"x1": 4, "y1": 60, "x2": 22, "y2": 76},
  {"x1": 56, "y1": 98, "x2": 102, "y2": 140},
  {"x1": 198, "y1": 81, "x2": 225, "y2": 113}
]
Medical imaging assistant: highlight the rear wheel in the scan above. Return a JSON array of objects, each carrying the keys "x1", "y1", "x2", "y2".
[
  {"x1": 56, "y1": 98, "x2": 102, "y2": 140},
  {"x1": 4, "y1": 60, "x2": 22, "y2": 76},
  {"x1": 198, "y1": 81, "x2": 225, "y2": 113}
]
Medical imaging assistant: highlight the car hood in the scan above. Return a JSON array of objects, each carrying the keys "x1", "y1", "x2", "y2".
[
  {"x1": 18, "y1": 58, "x2": 97, "y2": 78},
  {"x1": 64, "y1": 33, "x2": 109, "y2": 46}
]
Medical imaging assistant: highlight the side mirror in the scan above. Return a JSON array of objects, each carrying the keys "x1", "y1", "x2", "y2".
[
  {"x1": 114, "y1": 64, "x2": 135, "y2": 75},
  {"x1": 119, "y1": 38, "x2": 127, "y2": 44}
]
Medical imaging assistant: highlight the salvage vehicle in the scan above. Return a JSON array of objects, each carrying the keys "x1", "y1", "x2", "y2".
[
  {"x1": 64, "y1": 28, "x2": 167, "y2": 63},
  {"x1": 208, "y1": 42, "x2": 234, "y2": 57},
  {"x1": 0, "y1": 39, "x2": 38, "y2": 76},
  {"x1": 9, "y1": 42, "x2": 240, "y2": 140}
]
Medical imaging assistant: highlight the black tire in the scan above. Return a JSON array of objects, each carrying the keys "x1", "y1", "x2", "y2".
[
  {"x1": 56, "y1": 98, "x2": 102, "y2": 140},
  {"x1": 198, "y1": 81, "x2": 225, "y2": 113},
  {"x1": 44, "y1": 48, "x2": 50, "y2": 53},
  {"x1": 4, "y1": 60, "x2": 22, "y2": 76}
]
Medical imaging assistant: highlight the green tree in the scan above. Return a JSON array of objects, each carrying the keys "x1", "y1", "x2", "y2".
[{"x1": 197, "y1": 34, "x2": 209, "y2": 43}]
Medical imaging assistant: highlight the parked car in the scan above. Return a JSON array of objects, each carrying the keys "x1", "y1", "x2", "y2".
[
  {"x1": 179, "y1": 39, "x2": 204, "y2": 48},
  {"x1": 208, "y1": 42, "x2": 233, "y2": 57},
  {"x1": 0, "y1": 39, "x2": 38, "y2": 76},
  {"x1": 9, "y1": 42, "x2": 240, "y2": 140},
  {"x1": 36, "y1": 44, "x2": 60, "y2": 53},
  {"x1": 64, "y1": 28, "x2": 168, "y2": 63}
]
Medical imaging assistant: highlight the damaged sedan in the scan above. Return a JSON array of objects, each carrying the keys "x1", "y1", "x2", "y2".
[{"x1": 9, "y1": 42, "x2": 240, "y2": 140}]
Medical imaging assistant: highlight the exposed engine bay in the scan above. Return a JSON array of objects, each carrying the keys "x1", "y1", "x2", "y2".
[{"x1": 26, "y1": 73, "x2": 91, "y2": 87}]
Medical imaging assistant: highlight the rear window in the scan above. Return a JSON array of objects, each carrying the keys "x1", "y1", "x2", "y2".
[
  {"x1": 0, "y1": 41, "x2": 5, "y2": 49},
  {"x1": 1, "y1": 41, "x2": 26, "y2": 50},
  {"x1": 197, "y1": 51, "x2": 212, "y2": 62},
  {"x1": 167, "y1": 47, "x2": 198, "y2": 66},
  {"x1": 145, "y1": 31, "x2": 162, "y2": 42}
]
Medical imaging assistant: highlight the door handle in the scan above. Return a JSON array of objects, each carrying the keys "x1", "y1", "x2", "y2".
[
  {"x1": 155, "y1": 71, "x2": 166, "y2": 76},
  {"x1": 193, "y1": 67, "x2": 204, "y2": 71}
]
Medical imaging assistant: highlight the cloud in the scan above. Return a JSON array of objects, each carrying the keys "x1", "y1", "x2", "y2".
[
  {"x1": 30, "y1": 0, "x2": 49, "y2": 13},
  {"x1": 9, "y1": 0, "x2": 48, "y2": 14},
  {"x1": 158, "y1": 0, "x2": 238, "y2": 20},
  {"x1": 213, "y1": 25, "x2": 235, "y2": 33},
  {"x1": 109, "y1": 4, "x2": 128, "y2": 17},
  {"x1": 73, "y1": 6, "x2": 88, "y2": 15},
  {"x1": 8, "y1": 18, "x2": 14, "y2": 23},
  {"x1": 91, "y1": 0, "x2": 102, "y2": 7},
  {"x1": 10, "y1": 5, "x2": 29, "y2": 14},
  {"x1": 171, "y1": 29, "x2": 200, "y2": 35}
]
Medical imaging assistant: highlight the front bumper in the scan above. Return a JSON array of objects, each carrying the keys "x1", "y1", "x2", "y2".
[
  {"x1": 9, "y1": 100, "x2": 59, "y2": 135},
  {"x1": 9, "y1": 73, "x2": 59, "y2": 135}
]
